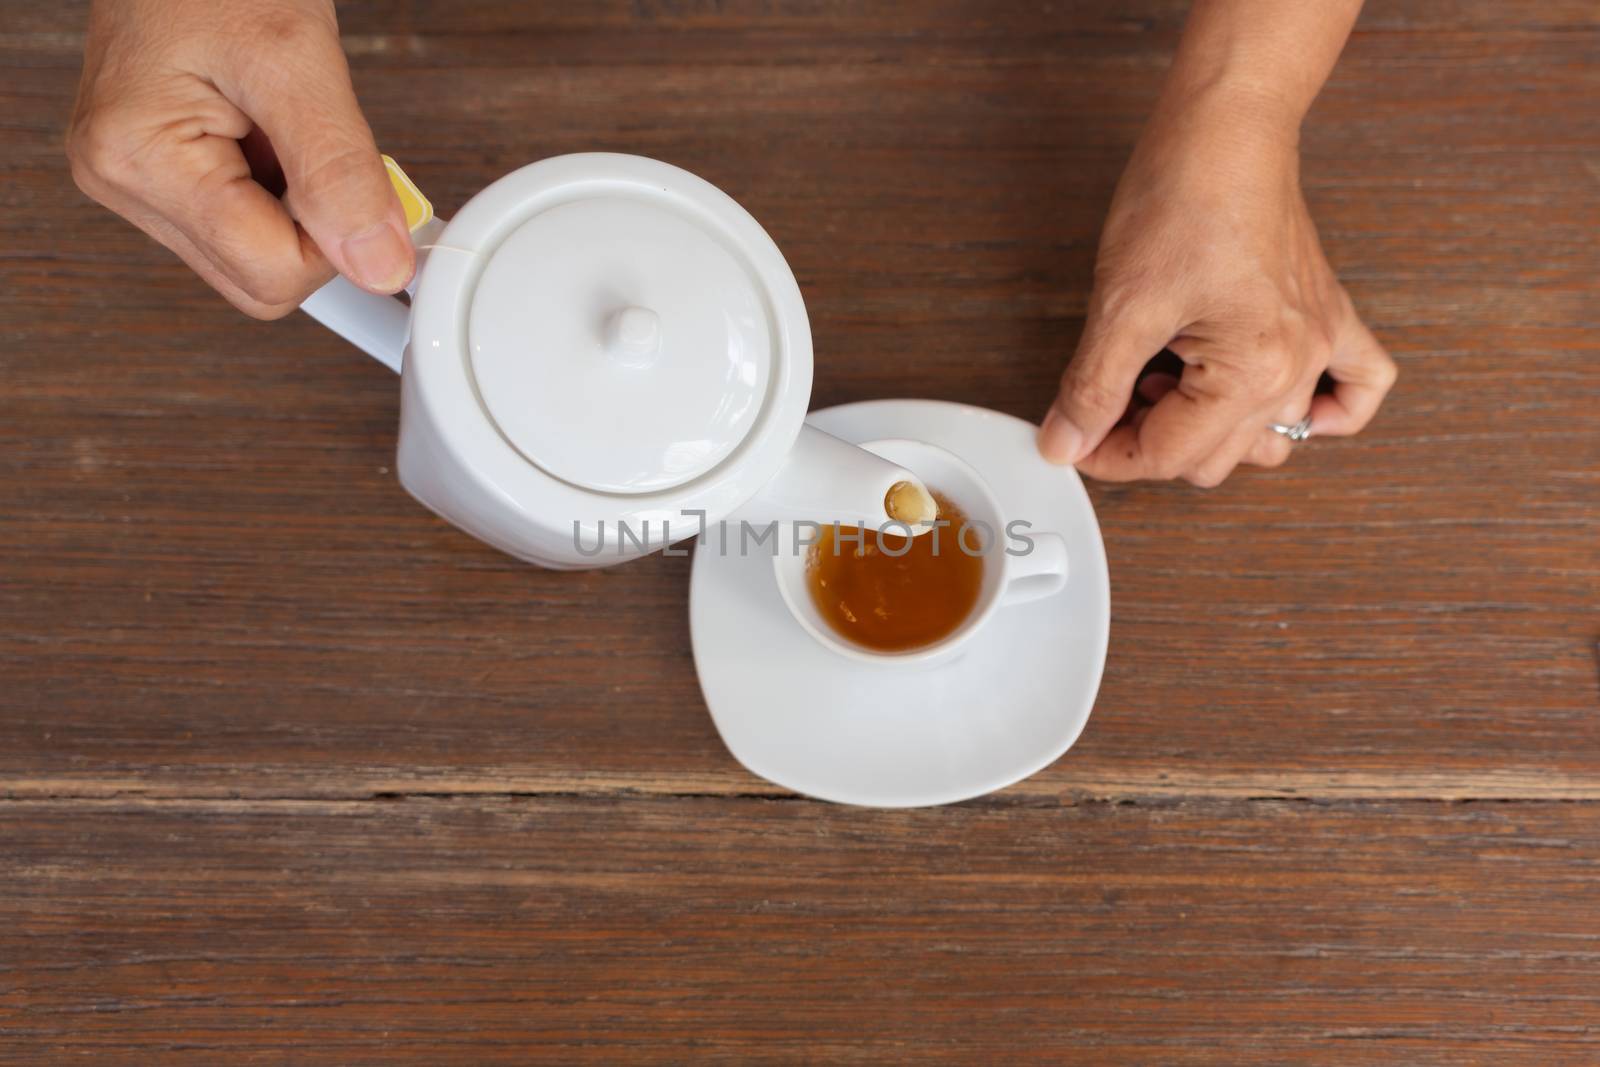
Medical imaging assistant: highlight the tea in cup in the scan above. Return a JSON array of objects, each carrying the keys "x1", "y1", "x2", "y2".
[{"x1": 773, "y1": 439, "x2": 1069, "y2": 665}]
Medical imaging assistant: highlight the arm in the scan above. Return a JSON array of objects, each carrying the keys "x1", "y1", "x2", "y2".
[{"x1": 1039, "y1": 0, "x2": 1397, "y2": 485}]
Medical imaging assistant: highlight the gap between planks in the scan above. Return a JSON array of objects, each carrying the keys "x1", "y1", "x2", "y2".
[{"x1": 5, "y1": 769, "x2": 1600, "y2": 804}]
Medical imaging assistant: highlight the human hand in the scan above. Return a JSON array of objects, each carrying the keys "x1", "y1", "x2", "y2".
[
  {"x1": 67, "y1": 0, "x2": 413, "y2": 319},
  {"x1": 1039, "y1": 86, "x2": 1397, "y2": 485}
]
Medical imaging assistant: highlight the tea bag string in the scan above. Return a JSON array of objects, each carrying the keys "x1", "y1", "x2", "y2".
[
  {"x1": 400, "y1": 242, "x2": 480, "y2": 301},
  {"x1": 414, "y1": 242, "x2": 481, "y2": 257}
]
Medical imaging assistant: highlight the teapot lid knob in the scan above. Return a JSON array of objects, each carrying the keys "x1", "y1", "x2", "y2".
[{"x1": 605, "y1": 306, "x2": 661, "y2": 367}]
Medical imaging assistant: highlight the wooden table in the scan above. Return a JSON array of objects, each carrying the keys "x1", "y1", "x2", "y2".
[{"x1": 3, "y1": 1, "x2": 1598, "y2": 1062}]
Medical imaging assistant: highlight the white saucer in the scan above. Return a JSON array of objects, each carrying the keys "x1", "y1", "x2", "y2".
[{"x1": 689, "y1": 400, "x2": 1110, "y2": 808}]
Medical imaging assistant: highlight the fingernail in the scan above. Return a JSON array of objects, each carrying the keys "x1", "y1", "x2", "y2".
[
  {"x1": 1039, "y1": 408, "x2": 1084, "y2": 465},
  {"x1": 341, "y1": 221, "x2": 413, "y2": 293}
]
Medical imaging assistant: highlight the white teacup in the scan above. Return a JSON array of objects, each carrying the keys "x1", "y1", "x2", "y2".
[{"x1": 772, "y1": 438, "x2": 1069, "y2": 666}]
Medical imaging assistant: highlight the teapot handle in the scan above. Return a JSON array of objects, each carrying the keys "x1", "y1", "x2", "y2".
[
  {"x1": 300, "y1": 276, "x2": 412, "y2": 373},
  {"x1": 298, "y1": 156, "x2": 441, "y2": 375}
]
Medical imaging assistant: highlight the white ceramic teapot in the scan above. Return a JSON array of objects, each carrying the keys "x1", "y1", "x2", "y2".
[{"x1": 301, "y1": 153, "x2": 930, "y2": 569}]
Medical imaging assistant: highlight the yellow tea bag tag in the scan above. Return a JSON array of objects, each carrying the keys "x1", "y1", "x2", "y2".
[{"x1": 382, "y1": 155, "x2": 433, "y2": 233}]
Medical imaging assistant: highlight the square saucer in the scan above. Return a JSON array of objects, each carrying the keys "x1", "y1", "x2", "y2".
[{"x1": 689, "y1": 400, "x2": 1110, "y2": 807}]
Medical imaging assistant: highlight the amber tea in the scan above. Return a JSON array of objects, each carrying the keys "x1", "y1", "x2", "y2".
[{"x1": 806, "y1": 491, "x2": 986, "y2": 653}]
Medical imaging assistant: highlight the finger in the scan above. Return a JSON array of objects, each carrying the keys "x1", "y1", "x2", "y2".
[
  {"x1": 217, "y1": 15, "x2": 413, "y2": 294},
  {"x1": 1309, "y1": 311, "x2": 1398, "y2": 437},
  {"x1": 1076, "y1": 368, "x2": 1249, "y2": 483},
  {"x1": 150, "y1": 132, "x2": 336, "y2": 309},
  {"x1": 1040, "y1": 299, "x2": 1175, "y2": 465},
  {"x1": 1242, "y1": 426, "x2": 1295, "y2": 469},
  {"x1": 1241, "y1": 386, "x2": 1319, "y2": 468},
  {"x1": 70, "y1": 101, "x2": 331, "y2": 315},
  {"x1": 1187, "y1": 416, "x2": 1278, "y2": 487},
  {"x1": 126, "y1": 196, "x2": 307, "y2": 318},
  {"x1": 1136, "y1": 371, "x2": 1180, "y2": 406},
  {"x1": 1204, "y1": 354, "x2": 1321, "y2": 471},
  {"x1": 134, "y1": 206, "x2": 310, "y2": 319}
]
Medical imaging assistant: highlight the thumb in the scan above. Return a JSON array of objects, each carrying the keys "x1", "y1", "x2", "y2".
[
  {"x1": 1040, "y1": 301, "x2": 1173, "y2": 465},
  {"x1": 220, "y1": 17, "x2": 413, "y2": 294}
]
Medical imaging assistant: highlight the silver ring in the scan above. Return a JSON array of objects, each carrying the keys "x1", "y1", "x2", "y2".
[{"x1": 1269, "y1": 415, "x2": 1314, "y2": 442}]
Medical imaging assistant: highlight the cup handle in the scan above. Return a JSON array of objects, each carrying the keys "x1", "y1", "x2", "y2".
[{"x1": 1000, "y1": 531, "x2": 1069, "y2": 606}]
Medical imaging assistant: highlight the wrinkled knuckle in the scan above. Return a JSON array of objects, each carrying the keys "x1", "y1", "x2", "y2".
[
  {"x1": 302, "y1": 146, "x2": 369, "y2": 193},
  {"x1": 1147, "y1": 449, "x2": 1190, "y2": 483},
  {"x1": 1305, "y1": 332, "x2": 1336, "y2": 371},
  {"x1": 66, "y1": 142, "x2": 99, "y2": 198},
  {"x1": 1377, "y1": 353, "x2": 1400, "y2": 390},
  {"x1": 66, "y1": 113, "x2": 132, "y2": 191},
  {"x1": 1094, "y1": 282, "x2": 1139, "y2": 323},
  {"x1": 249, "y1": 274, "x2": 313, "y2": 310},
  {"x1": 1093, "y1": 275, "x2": 1159, "y2": 331},
  {"x1": 245, "y1": 298, "x2": 302, "y2": 322},
  {"x1": 1244, "y1": 354, "x2": 1300, "y2": 399},
  {"x1": 226, "y1": 259, "x2": 316, "y2": 310},
  {"x1": 227, "y1": 271, "x2": 312, "y2": 319},
  {"x1": 1061, "y1": 369, "x2": 1122, "y2": 419},
  {"x1": 1185, "y1": 460, "x2": 1231, "y2": 488},
  {"x1": 1259, "y1": 441, "x2": 1293, "y2": 469},
  {"x1": 1302, "y1": 299, "x2": 1341, "y2": 352}
]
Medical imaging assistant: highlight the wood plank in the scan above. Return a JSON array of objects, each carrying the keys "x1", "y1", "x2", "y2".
[
  {"x1": 4, "y1": 796, "x2": 1600, "y2": 1064},
  {"x1": 2, "y1": 0, "x2": 1597, "y2": 801},
  {"x1": 3, "y1": 3, "x2": 1599, "y2": 1062}
]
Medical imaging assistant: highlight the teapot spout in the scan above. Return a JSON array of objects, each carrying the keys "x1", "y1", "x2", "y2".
[{"x1": 733, "y1": 424, "x2": 934, "y2": 530}]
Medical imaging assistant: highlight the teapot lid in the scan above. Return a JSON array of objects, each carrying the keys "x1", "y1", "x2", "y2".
[{"x1": 467, "y1": 168, "x2": 783, "y2": 494}]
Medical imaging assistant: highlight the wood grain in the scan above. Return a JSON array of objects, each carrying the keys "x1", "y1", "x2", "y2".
[
  {"x1": 2, "y1": 0, "x2": 1595, "y2": 799},
  {"x1": 6, "y1": 796, "x2": 1600, "y2": 1065},
  {"x1": 1, "y1": 0, "x2": 1599, "y2": 1061}
]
